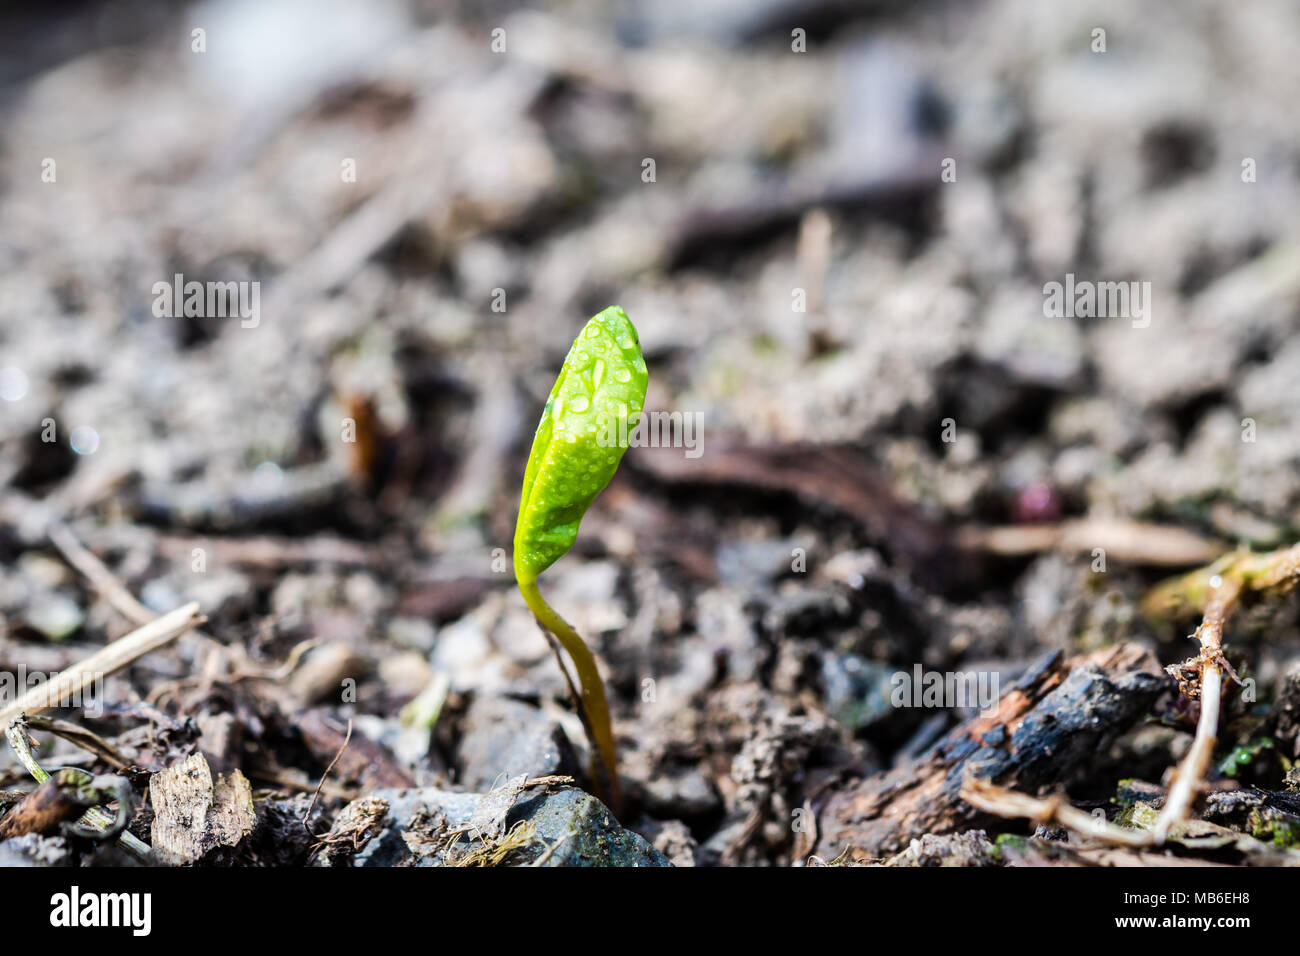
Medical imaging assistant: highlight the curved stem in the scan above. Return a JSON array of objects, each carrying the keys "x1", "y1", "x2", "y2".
[{"x1": 518, "y1": 579, "x2": 621, "y2": 813}]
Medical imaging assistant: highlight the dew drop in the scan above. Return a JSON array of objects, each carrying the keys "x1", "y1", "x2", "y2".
[{"x1": 569, "y1": 395, "x2": 590, "y2": 413}]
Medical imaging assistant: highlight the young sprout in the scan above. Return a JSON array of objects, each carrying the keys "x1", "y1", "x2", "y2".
[{"x1": 514, "y1": 306, "x2": 648, "y2": 811}]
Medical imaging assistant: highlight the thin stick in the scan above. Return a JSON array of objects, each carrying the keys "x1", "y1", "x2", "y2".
[
  {"x1": 1151, "y1": 578, "x2": 1238, "y2": 843},
  {"x1": 0, "y1": 602, "x2": 205, "y2": 728},
  {"x1": 962, "y1": 777, "x2": 1154, "y2": 848},
  {"x1": 530, "y1": 833, "x2": 569, "y2": 867},
  {"x1": 48, "y1": 522, "x2": 156, "y2": 624},
  {"x1": 305, "y1": 719, "x2": 352, "y2": 827},
  {"x1": 956, "y1": 518, "x2": 1221, "y2": 566},
  {"x1": 23, "y1": 715, "x2": 133, "y2": 770},
  {"x1": 49, "y1": 522, "x2": 224, "y2": 653}
]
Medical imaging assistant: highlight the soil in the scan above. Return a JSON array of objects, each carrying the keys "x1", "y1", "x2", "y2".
[{"x1": 1, "y1": 1, "x2": 1299, "y2": 867}]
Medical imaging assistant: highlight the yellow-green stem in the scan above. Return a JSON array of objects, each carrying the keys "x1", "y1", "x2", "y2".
[{"x1": 518, "y1": 579, "x2": 621, "y2": 812}]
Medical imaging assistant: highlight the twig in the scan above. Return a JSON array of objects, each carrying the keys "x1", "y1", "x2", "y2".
[
  {"x1": 1144, "y1": 543, "x2": 1299, "y2": 840},
  {"x1": 155, "y1": 532, "x2": 378, "y2": 570},
  {"x1": 48, "y1": 521, "x2": 157, "y2": 624},
  {"x1": 48, "y1": 521, "x2": 225, "y2": 655},
  {"x1": 520, "y1": 774, "x2": 575, "y2": 789},
  {"x1": 22, "y1": 715, "x2": 133, "y2": 770},
  {"x1": 955, "y1": 518, "x2": 1222, "y2": 566},
  {"x1": 1143, "y1": 541, "x2": 1300, "y2": 621},
  {"x1": 304, "y1": 719, "x2": 353, "y2": 827},
  {"x1": 529, "y1": 833, "x2": 568, "y2": 867},
  {"x1": 961, "y1": 777, "x2": 1154, "y2": 848},
  {"x1": 262, "y1": 171, "x2": 441, "y2": 316},
  {"x1": 0, "y1": 602, "x2": 205, "y2": 728},
  {"x1": 244, "y1": 761, "x2": 356, "y2": 800},
  {"x1": 1150, "y1": 576, "x2": 1240, "y2": 843}
]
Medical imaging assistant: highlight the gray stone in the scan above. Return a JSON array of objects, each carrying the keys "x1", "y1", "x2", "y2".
[
  {"x1": 512, "y1": 788, "x2": 671, "y2": 867},
  {"x1": 24, "y1": 592, "x2": 84, "y2": 640},
  {"x1": 715, "y1": 538, "x2": 804, "y2": 593},
  {"x1": 635, "y1": 818, "x2": 698, "y2": 867},
  {"x1": 761, "y1": 586, "x2": 853, "y2": 636},
  {"x1": 0, "y1": 834, "x2": 72, "y2": 866},
  {"x1": 352, "y1": 785, "x2": 672, "y2": 867},
  {"x1": 638, "y1": 766, "x2": 721, "y2": 818},
  {"x1": 350, "y1": 789, "x2": 479, "y2": 867},
  {"x1": 821, "y1": 652, "x2": 895, "y2": 731},
  {"x1": 457, "y1": 696, "x2": 578, "y2": 791}
]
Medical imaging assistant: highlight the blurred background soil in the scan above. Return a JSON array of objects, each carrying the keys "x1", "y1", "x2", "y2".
[{"x1": 1, "y1": 0, "x2": 1298, "y2": 866}]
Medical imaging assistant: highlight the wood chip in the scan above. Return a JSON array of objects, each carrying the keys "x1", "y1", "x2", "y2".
[{"x1": 149, "y1": 752, "x2": 255, "y2": 865}]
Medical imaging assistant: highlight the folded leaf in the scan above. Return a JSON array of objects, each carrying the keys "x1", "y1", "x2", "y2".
[{"x1": 513, "y1": 306, "x2": 648, "y2": 584}]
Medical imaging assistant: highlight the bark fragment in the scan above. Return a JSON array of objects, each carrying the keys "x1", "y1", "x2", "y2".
[
  {"x1": 149, "y1": 752, "x2": 255, "y2": 865},
  {"x1": 813, "y1": 643, "x2": 1168, "y2": 860}
]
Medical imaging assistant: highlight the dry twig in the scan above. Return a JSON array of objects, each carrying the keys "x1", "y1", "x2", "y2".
[
  {"x1": 1151, "y1": 577, "x2": 1239, "y2": 843},
  {"x1": 305, "y1": 718, "x2": 353, "y2": 826},
  {"x1": 0, "y1": 602, "x2": 204, "y2": 728},
  {"x1": 961, "y1": 777, "x2": 1153, "y2": 848}
]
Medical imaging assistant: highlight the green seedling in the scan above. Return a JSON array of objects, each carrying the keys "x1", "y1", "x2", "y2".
[{"x1": 514, "y1": 306, "x2": 648, "y2": 811}]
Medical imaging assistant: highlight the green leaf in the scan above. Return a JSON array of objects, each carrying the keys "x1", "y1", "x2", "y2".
[{"x1": 513, "y1": 306, "x2": 648, "y2": 584}]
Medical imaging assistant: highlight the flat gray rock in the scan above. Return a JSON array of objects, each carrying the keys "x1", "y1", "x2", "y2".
[{"x1": 351, "y1": 785, "x2": 671, "y2": 867}]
